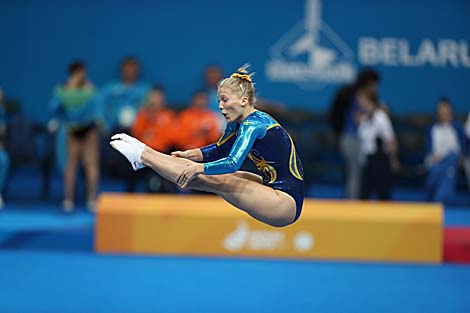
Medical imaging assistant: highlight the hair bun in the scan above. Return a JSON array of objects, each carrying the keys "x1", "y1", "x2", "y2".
[
  {"x1": 237, "y1": 68, "x2": 248, "y2": 75},
  {"x1": 237, "y1": 63, "x2": 251, "y2": 75}
]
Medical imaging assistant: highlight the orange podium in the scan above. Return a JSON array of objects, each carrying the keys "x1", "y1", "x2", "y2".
[{"x1": 95, "y1": 193, "x2": 443, "y2": 263}]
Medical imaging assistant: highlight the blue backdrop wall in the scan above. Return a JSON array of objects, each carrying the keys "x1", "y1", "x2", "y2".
[{"x1": 0, "y1": 0, "x2": 469, "y2": 122}]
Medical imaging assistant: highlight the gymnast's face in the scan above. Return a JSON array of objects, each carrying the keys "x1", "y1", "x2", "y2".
[{"x1": 217, "y1": 86, "x2": 249, "y2": 123}]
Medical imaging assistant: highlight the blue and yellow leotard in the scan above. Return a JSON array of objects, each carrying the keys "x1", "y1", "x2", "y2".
[{"x1": 200, "y1": 110, "x2": 304, "y2": 222}]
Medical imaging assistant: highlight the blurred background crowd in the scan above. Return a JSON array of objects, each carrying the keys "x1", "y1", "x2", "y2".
[
  {"x1": 0, "y1": 0, "x2": 469, "y2": 213},
  {"x1": 0, "y1": 58, "x2": 469, "y2": 212}
]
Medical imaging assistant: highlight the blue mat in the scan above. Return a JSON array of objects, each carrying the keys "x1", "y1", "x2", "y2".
[
  {"x1": 1, "y1": 250, "x2": 470, "y2": 313},
  {"x1": 1, "y1": 203, "x2": 470, "y2": 313}
]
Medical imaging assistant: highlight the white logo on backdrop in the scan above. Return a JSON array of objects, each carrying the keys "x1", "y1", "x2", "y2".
[
  {"x1": 223, "y1": 220, "x2": 314, "y2": 252},
  {"x1": 358, "y1": 37, "x2": 470, "y2": 68},
  {"x1": 293, "y1": 232, "x2": 314, "y2": 251},
  {"x1": 223, "y1": 221, "x2": 285, "y2": 251},
  {"x1": 266, "y1": 0, "x2": 470, "y2": 90},
  {"x1": 266, "y1": 0, "x2": 356, "y2": 89}
]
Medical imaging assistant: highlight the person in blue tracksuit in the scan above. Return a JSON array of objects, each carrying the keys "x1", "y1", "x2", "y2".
[
  {"x1": 110, "y1": 65, "x2": 304, "y2": 227},
  {"x1": 97, "y1": 57, "x2": 150, "y2": 133},
  {"x1": 425, "y1": 98, "x2": 468, "y2": 204},
  {"x1": 97, "y1": 57, "x2": 150, "y2": 184}
]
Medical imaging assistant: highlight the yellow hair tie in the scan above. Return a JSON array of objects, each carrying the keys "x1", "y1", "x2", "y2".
[{"x1": 230, "y1": 73, "x2": 252, "y2": 83}]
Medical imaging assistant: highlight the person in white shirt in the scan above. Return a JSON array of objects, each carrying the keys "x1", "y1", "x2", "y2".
[
  {"x1": 357, "y1": 93, "x2": 399, "y2": 200},
  {"x1": 425, "y1": 99, "x2": 467, "y2": 203},
  {"x1": 328, "y1": 69, "x2": 381, "y2": 199}
]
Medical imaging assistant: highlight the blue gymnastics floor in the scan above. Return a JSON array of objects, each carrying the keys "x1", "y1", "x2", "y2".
[
  {"x1": 1, "y1": 250, "x2": 470, "y2": 313},
  {"x1": 1, "y1": 204, "x2": 470, "y2": 313}
]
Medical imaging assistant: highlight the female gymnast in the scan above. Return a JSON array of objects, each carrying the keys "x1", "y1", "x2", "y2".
[{"x1": 110, "y1": 65, "x2": 304, "y2": 227}]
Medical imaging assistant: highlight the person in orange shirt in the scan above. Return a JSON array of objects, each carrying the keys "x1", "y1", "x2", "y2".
[
  {"x1": 176, "y1": 90, "x2": 221, "y2": 150},
  {"x1": 129, "y1": 85, "x2": 177, "y2": 192},
  {"x1": 132, "y1": 85, "x2": 176, "y2": 152}
]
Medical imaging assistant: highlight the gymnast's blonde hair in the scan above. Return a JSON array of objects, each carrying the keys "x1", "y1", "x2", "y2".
[{"x1": 218, "y1": 64, "x2": 255, "y2": 105}]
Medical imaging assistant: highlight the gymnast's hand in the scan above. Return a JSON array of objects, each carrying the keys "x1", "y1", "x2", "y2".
[
  {"x1": 176, "y1": 163, "x2": 204, "y2": 189},
  {"x1": 109, "y1": 133, "x2": 146, "y2": 171},
  {"x1": 171, "y1": 149, "x2": 203, "y2": 162}
]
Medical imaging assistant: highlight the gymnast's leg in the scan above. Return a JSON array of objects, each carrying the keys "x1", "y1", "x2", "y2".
[{"x1": 141, "y1": 146, "x2": 296, "y2": 227}]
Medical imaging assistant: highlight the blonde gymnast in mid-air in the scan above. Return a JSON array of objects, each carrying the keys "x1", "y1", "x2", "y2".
[{"x1": 111, "y1": 65, "x2": 304, "y2": 227}]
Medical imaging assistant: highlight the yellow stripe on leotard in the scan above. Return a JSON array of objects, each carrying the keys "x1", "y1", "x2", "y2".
[
  {"x1": 288, "y1": 135, "x2": 303, "y2": 181},
  {"x1": 266, "y1": 123, "x2": 281, "y2": 131}
]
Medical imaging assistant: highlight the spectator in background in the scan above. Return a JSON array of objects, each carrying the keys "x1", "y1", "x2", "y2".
[
  {"x1": 0, "y1": 87, "x2": 9, "y2": 209},
  {"x1": 98, "y1": 56, "x2": 150, "y2": 177},
  {"x1": 130, "y1": 86, "x2": 176, "y2": 193},
  {"x1": 204, "y1": 65, "x2": 223, "y2": 113},
  {"x1": 357, "y1": 93, "x2": 398, "y2": 200},
  {"x1": 329, "y1": 69, "x2": 381, "y2": 199},
  {"x1": 48, "y1": 61, "x2": 100, "y2": 212},
  {"x1": 132, "y1": 86, "x2": 175, "y2": 155},
  {"x1": 425, "y1": 99, "x2": 468, "y2": 204},
  {"x1": 99, "y1": 56, "x2": 149, "y2": 132},
  {"x1": 203, "y1": 65, "x2": 225, "y2": 131},
  {"x1": 175, "y1": 90, "x2": 220, "y2": 150}
]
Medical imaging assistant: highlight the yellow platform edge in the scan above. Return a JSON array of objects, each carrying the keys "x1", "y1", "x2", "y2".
[{"x1": 95, "y1": 193, "x2": 443, "y2": 264}]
